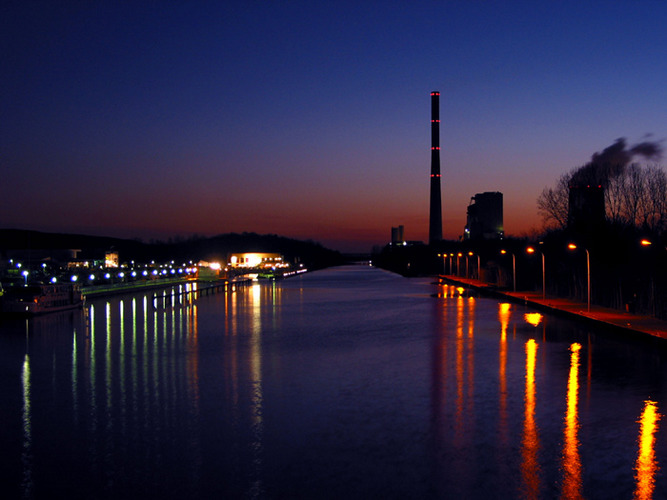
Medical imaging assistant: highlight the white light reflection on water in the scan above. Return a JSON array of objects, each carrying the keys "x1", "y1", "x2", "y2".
[
  {"x1": 104, "y1": 300, "x2": 115, "y2": 487},
  {"x1": 74, "y1": 286, "x2": 206, "y2": 495},
  {"x1": 72, "y1": 326, "x2": 78, "y2": 423},
  {"x1": 21, "y1": 352, "x2": 32, "y2": 499},
  {"x1": 248, "y1": 283, "x2": 264, "y2": 498}
]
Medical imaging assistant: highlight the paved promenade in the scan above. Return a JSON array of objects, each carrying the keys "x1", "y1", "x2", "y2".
[{"x1": 438, "y1": 275, "x2": 667, "y2": 341}]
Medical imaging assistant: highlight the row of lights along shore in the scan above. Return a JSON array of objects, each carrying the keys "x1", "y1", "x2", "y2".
[
  {"x1": 440, "y1": 238, "x2": 656, "y2": 313},
  {"x1": 9, "y1": 260, "x2": 200, "y2": 286}
]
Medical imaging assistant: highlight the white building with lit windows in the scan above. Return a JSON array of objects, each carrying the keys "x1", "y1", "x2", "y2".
[{"x1": 228, "y1": 253, "x2": 287, "y2": 269}]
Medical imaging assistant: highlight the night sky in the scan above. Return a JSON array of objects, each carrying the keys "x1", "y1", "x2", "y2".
[{"x1": 2, "y1": 1, "x2": 666, "y2": 252}]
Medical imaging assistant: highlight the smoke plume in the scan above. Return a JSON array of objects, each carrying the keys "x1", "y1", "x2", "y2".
[{"x1": 571, "y1": 137, "x2": 662, "y2": 186}]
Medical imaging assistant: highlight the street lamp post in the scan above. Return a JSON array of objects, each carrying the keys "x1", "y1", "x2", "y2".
[
  {"x1": 467, "y1": 251, "x2": 475, "y2": 279},
  {"x1": 540, "y1": 251, "x2": 545, "y2": 300},
  {"x1": 585, "y1": 249, "x2": 591, "y2": 312},
  {"x1": 568, "y1": 243, "x2": 590, "y2": 312},
  {"x1": 500, "y1": 250, "x2": 516, "y2": 292},
  {"x1": 639, "y1": 239, "x2": 655, "y2": 315},
  {"x1": 526, "y1": 247, "x2": 546, "y2": 300}
]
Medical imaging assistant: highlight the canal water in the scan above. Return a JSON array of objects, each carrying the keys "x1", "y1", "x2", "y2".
[{"x1": 0, "y1": 265, "x2": 665, "y2": 499}]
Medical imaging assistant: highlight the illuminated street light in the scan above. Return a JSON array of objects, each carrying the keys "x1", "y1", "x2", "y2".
[
  {"x1": 467, "y1": 252, "x2": 481, "y2": 280},
  {"x1": 500, "y1": 250, "x2": 516, "y2": 292},
  {"x1": 526, "y1": 246, "x2": 546, "y2": 300},
  {"x1": 639, "y1": 239, "x2": 657, "y2": 316},
  {"x1": 568, "y1": 243, "x2": 590, "y2": 312},
  {"x1": 466, "y1": 251, "x2": 474, "y2": 278}
]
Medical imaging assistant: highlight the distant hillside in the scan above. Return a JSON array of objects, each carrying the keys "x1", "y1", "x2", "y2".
[
  {"x1": 0, "y1": 228, "x2": 139, "y2": 251},
  {"x1": 150, "y1": 232, "x2": 345, "y2": 270},
  {"x1": 0, "y1": 229, "x2": 344, "y2": 270}
]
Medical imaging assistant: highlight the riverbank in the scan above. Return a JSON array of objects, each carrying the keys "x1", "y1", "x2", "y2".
[
  {"x1": 81, "y1": 277, "x2": 193, "y2": 297},
  {"x1": 81, "y1": 277, "x2": 253, "y2": 298},
  {"x1": 439, "y1": 274, "x2": 667, "y2": 341}
]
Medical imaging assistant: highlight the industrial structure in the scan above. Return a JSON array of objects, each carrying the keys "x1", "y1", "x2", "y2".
[
  {"x1": 568, "y1": 184, "x2": 605, "y2": 232},
  {"x1": 428, "y1": 91, "x2": 443, "y2": 245},
  {"x1": 391, "y1": 225, "x2": 405, "y2": 246},
  {"x1": 463, "y1": 192, "x2": 504, "y2": 240}
]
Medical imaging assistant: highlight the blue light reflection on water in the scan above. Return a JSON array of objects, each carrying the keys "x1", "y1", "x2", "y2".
[{"x1": 0, "y1": 265, "x2": 665, "y2": 499}]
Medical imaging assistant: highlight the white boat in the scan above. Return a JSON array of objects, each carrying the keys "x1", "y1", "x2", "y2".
[{"x1": 1, "y1": 283, "x2": 84, "y2": 316}]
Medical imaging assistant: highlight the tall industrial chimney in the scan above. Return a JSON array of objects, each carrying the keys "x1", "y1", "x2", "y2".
[{"x1": 429, "y1": 91, "x2": 443, "y2": 244}]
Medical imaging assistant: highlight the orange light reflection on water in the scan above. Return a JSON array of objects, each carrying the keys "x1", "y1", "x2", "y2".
[
  {"x1": 467, "y1": 297, "x2": 475, "y2": 420},
  {"x1": 498, "y1": 303, "x2": 510, "y2": 445},
  {"x1": 520, "y1": 338, "x2": 540, "y2": 499},
  {"x1": 633, "y1": 400, "x2": 661, "y2": 500},
  {"x1": 455, "y1": 295, "x2": 465, "y2": 439},
  {"x1": 561, "y1": 342, "x2": 582, "y2": 499},
  {"x1": 524, "y1": 312, "x2": 543, "y2": 327},
  {"x1": 454, "y1": 295, "x2": 476, "y2": 444}
]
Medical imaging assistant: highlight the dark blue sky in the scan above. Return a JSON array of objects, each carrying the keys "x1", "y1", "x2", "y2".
[{"x1": 2, "y1": 1, "x2": 665, "y2": 251}]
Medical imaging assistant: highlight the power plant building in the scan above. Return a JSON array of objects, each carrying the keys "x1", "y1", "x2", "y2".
[
  {"x1": 464, "y1": 192, "x2": 504, "y2": 240},
  {"x1": 568, "y1": 184, "x2": 605, "y2": 231},
  {"x1": 391, "y1": 225, "x2": 405, "y2": 245}
]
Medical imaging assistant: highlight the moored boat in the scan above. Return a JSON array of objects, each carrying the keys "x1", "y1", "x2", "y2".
[{"x1": 1, "y1": 283, "x2": 84, "y2": 316}]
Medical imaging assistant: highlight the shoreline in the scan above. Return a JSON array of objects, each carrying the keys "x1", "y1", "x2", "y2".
[
  {"x1": 81, "y1": 276, "x2": 256, "y2": 298},
  {"x1": 438, "y1": 274, "x2": 667, "y2": 341},
  {"x1": 81, "y1": 277, "x2": 195, "y2": 297}
]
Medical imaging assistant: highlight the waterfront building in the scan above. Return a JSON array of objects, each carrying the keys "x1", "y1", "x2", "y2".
[
  {"x1": 104, "y1": 250, "x2": 119, "y2": 268},
  {"x1": 228, "y1": 253, "x2": 287, "y2": 269}
]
